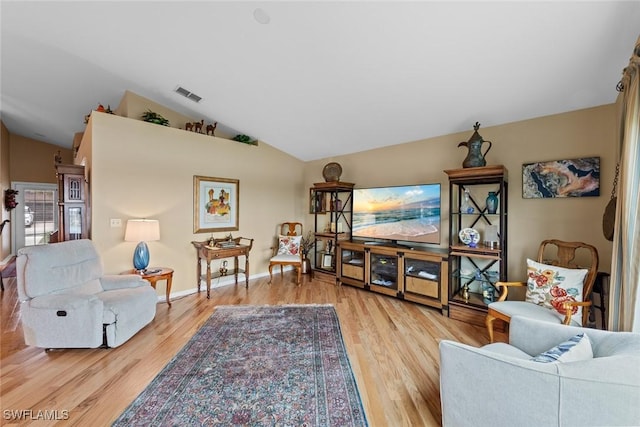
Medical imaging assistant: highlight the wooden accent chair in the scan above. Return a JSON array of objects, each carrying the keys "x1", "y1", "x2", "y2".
[
  {"x1": 486, "y1": 239, "x2": 599, "y2": 343},
  {"x1": 268, "y1": 222, "x2": 304, "y2": 286}
]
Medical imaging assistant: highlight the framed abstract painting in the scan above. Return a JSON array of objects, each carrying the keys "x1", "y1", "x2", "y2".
[{"x1": 522, "y1": 157, "x2": 600, "y2": 199}]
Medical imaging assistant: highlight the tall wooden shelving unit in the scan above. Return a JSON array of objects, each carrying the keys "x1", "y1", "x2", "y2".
[
  {"x1": 311, "y1": 181, "x2": 354, "y2": 283},
  {"x1": 50, "y1": 163, "x2": 90, "y2": 243},
  {"x1": 444, "y1": 165, "x2": 508, "y2": 326}
]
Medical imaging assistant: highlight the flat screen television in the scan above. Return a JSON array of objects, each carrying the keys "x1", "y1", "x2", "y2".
[{"x1": 352, "y1": 183, "x2": 441, "y2": 246}]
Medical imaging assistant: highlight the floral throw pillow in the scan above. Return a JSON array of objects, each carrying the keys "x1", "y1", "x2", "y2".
[
  {"x1": 277, "y1": 235, "x2": 301, "y2": 256},
  {"x1": 525, "y1": 259, "x2": 589, "y2": 325}
]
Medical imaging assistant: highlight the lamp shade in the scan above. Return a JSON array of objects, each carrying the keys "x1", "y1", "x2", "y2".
[
  {"x1": 124, "y1": 219, "x2": 160, "y2": 242},
  {"x1": 125, "y1": 219, "x2": 160, "y2": 270}
]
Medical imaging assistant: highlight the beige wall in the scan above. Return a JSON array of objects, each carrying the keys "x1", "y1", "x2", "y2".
[
  {"x1": 89, "y1": 112, "x2": 304, "y2": 295},
  {"x1": 0, "y1": 124, "x2": 73, "y2": 260},
  {"x1": 2, "y1": 102, "x2": 617, "y2": 297},
  {"x1": 9, "y1": 134, "x2": 73, "y2": 183},
  {"x1": 305, "y1": 104, "x2": 616, "y2": 280}
]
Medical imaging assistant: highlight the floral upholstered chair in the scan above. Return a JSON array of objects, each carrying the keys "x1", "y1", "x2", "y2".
[{"x1": 485, "y1": 239, "x2": 599, "y2": 343}]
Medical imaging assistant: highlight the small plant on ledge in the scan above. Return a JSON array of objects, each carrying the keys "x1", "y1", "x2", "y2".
[
  {"x1": 141, "y1": 110, "x2": 170, "y2": 126},
  {"x1": 232, "y1": 134, "x2": 258, "y2": 146}
]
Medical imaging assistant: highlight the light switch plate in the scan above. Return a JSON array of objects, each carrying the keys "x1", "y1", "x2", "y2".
[{"x1": 110, "y1": 218, "x2": 122, "y2": 227}]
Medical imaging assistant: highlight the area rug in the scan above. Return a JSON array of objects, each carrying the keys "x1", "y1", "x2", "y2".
[
  {"x1": 113, "y1": 304, "x2": 368, "y2": 426},
  {"x1": 0, "y1": 257, "x2": 16, "y2": 278}
]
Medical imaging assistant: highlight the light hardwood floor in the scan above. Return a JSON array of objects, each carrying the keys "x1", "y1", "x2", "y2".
[{"x1": 1, "y1": 272, "x2": 502, "y2": 426}]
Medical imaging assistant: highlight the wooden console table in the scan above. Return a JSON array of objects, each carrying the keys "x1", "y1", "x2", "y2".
[{"x1": 191, "y1": 237, "x2": 254, "y2": 298}]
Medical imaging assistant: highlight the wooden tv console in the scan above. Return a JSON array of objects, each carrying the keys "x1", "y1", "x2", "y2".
[{"x1": 337, "y1": 241, "x2": 449, "y2": 314}]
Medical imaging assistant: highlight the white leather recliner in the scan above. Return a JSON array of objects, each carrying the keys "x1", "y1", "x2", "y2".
[{"x1": 16, "y1": 239, "x2": 157, "y2": 349}]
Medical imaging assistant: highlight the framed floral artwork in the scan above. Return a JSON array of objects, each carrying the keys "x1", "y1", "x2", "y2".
[{"x1": 194, "y1": 176, "x2": 239, "y2": 233}]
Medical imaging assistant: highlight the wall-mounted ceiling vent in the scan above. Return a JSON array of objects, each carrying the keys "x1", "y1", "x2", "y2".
[{"x1": 175, "y1": 86, "x2": 203, "y2": 103}]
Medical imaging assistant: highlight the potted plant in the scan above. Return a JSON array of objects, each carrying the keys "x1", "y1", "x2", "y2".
[
  {"x1": 141, "y1": 110, "x2": 170, "y2": 126},
  {"x1": 300, "y1": 231, "x2": 316, "y2": 274}
]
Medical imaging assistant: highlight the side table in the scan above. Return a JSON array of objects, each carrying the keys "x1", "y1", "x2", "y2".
[{"x1": 122, "y1": 267, "x2": 174, "y2": 307}]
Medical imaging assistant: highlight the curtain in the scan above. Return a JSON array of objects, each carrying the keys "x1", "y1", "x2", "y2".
[{"x1": 609, "y1": 35, "x2": 640, "y2": 332}]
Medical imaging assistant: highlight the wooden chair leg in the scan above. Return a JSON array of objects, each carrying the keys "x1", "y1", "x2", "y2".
[
  {"x1": 485, "y1": 313, "x2": 496, "y2": 343},
  {"x1": 296, "y1": 266, "x2": 301, "y2": 286},
  {"x1": 268, "y1": 265, "x2": 274, "y2": 284}
]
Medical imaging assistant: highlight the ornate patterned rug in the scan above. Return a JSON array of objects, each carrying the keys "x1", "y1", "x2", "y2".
[{"x1": 113, "y1": 304, "x2": 368, "y2": 426}]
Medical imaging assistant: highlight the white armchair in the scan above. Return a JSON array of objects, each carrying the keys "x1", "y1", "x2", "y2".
[
  {"x1": 439, "y1": 316, "x2": 640, "y2": 427},
  {"x1": 16, "y1": 239, "x2": 157, "y2": 349}
]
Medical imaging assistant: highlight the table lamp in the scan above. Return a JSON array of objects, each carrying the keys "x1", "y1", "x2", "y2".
[{"x1": 124, "y1": 219, "x2": 160, "y2": 271}]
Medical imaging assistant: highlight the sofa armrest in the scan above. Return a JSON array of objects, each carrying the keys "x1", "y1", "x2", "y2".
[
  {"x1": 440, "y1": 338, "x2": 640, "y2": 427},
  {"x1": 439, "y1": 339, "x2": 561, "y2": 427},
  {"x1": 508, "y1": 316, "x2": 598, "y2": 356},
  {"x1": 100, "y1": 274, "x2": 146, "y2": 291}
]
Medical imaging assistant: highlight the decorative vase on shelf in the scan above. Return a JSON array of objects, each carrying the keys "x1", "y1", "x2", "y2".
[
  {"x1": 461, "y1": 188, "x2": 474, "y2": 213},
  {"x1": 486, "y1": 191, "x2": 498, "y2": 214},
  {"x1": 482, "y1": 282, "x2": 495, "y2": 304}
]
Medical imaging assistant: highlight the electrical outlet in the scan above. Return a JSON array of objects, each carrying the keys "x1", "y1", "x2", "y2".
[{"x1": 110, "y1": 218, "x2": 122, "y2": 228}]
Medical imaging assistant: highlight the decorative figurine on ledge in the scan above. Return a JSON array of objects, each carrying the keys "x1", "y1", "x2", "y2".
[
  {"x1": 206, "y1": 122, "x2": 217, "y2": 136},
  {"x1": 185, "y1": 120, "x2": 205, "y2": 133},
  {"x1": 219, "y1": 260, "x2": 228, "y2": 276},
  {"x1": 84, "y1": 104, "x2": 114, "y2": 124},
  {"x1": 458, "y1": 122, "x2": 492, "y2": 168}
]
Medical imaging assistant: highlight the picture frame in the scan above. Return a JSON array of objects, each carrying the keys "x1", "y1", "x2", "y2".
[
  {"x1": 309, "y1": 189, "x2": 327, "y2": 214},
  {"x1": 322, "y1": 253, "x2": 333, "y2": 268},
  {"x1": 522, "y1": 157, "x2": 600, "y2": 199},
  {"x1": 193, "y1": 176, "x2": 239, "y2": 233}
]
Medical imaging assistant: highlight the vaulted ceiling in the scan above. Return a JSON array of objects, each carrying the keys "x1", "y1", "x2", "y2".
[{"x1": 2, "y1": 1, "x2": 639, "y2": 161}]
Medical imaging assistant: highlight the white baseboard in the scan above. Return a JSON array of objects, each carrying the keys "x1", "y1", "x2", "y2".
[{"x1": 156, "y1": 270, "x2": 276, "y2": 303}]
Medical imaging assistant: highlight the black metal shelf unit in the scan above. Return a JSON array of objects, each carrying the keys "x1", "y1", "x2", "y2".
[
  {"x1": 444, "y1": 165, "x2": 508, "y2": 326},
  {"x1": 311, "y1": 181, "x2": 354, "y2": 281}
]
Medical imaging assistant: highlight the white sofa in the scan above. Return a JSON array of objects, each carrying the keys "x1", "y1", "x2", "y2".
[
  {"x1": 16, "y1": 239, "x2": 157, "y2": 349},
  {"x1": 439, "y1": 316, "x2": 640, "y2": 427}
]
